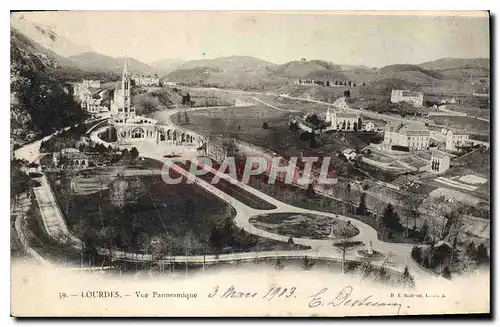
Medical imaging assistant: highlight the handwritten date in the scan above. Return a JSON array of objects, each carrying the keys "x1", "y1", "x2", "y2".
[{"x1": 208, "y1": 285, "x2": 296, "y2": 301}]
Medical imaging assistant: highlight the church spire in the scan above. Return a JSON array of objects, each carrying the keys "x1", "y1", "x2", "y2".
[{"x1": 123, "y1": 57, "x2": 130, "y2": 78}]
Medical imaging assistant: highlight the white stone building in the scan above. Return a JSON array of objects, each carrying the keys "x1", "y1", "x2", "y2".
[
  {"x1": 132, "y1": 73, "x2": 160, "y2": 87},
  {"x1": 82, "y1": 80, "x2": 101, "y2": 88},
  {"x1": 440, "y1": 98, "x2": 456, "y2": 104},
  {"x1": 72, "y1": 82, "x2": 108, "y2": 114},
  {"x1": 390, "y1": 89, "x2": 424, "y2": 107},
  {"x1": 326, "y1": 107, "x2": 361, "y2": 131},
  {"x1": 429, "y1": 151, "x2": 450, "y2": 173},
  {"x1": 445, "y1": 130, "x2": 470, "y2": 151},
  {"x1": 383, "y1": 121, "x2": 430, "y2": 151}
]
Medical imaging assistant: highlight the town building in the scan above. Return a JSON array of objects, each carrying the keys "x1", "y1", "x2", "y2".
[
  {"x1": 82, "y1": 80, "x2": 101, "y2": 88},
  {"x1": 53, "y1": 148, "x2": 89, "y2": 168},
  {"x1": 440, "y1": 98, "x2": 456, "y2": 104},
  {"x1": 390, "y1": 89, "x2": 424, "y2": 107},
  {"x1": 364, "y1": 122, "x2": 375, "y2": 132},
  {"x1": 445, "y1": 130, "x2": 470, "y2": 151},
  {"x1": 429, "y1": 151, "x2": 450, "y2": 173},
  {"x1": 72, "y1": 81, "x2": 108, "y2": 114},
  {"x1": 342, "y1": 148, "x2": 357, "y2": 160},
  {"x1": 132, "y1": 73, "x2": 160, "y2": 87},
  {"x1": 326, "y1": 104, "x2": 361, "y2": 131},
  {"x1": 383, "y1": 121, "x2": 430, "y2": 151}
]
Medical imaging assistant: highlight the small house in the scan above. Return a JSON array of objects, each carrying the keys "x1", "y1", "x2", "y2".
[{"x1": 429, "y1": 151, "x2": 450, "y2": 173}]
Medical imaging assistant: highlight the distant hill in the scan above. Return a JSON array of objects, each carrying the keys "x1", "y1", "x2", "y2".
[
  {"x1": 270, "y1": 60, "x2": 348, "y2": 81},
  {"x1": 177, "y1": 55, "x2": 275, "y2": 72},
  {"x1": 377, "y1": 64, "x2": 443, "y2": 79},
  {"x1": 69, "y1": 52, "x2": 155, "y2": 75},
  {"x1": 420, "y1": 58, "x2": 490, "y2": 71},
  {"x1": 164, "y1": 56, "x2": 282, "y2": 91},
  {"x1": 149, "y1": 58, "x2": 184, "y2": 74},
  {"x1": 11, "y1": 13, "x2": 91, "y2": 57}
]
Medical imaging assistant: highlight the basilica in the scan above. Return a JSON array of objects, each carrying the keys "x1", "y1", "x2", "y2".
[{"x1": 108, "y1": 59, "x2": 201, "y2": 148}]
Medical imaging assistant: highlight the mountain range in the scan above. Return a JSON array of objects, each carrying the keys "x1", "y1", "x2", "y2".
[{"x1": 11, "y1": 18, "x2": 490, "y2": 95}]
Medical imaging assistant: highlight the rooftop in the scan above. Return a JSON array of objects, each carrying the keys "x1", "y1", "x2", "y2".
[
  {"x1": 432, "y1": 151, "x2": 450, "y2": 160},
  {"x1": 386, "y1": 121, "x2": 429, "y2": 135}
]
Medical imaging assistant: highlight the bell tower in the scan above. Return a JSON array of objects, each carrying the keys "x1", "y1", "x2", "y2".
[{"x1": 121, "y1": 58, "x2": 134, "y2": 119}]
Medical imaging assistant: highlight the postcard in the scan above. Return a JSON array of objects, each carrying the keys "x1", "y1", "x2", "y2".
[{"x1": 10, "y1": 10, "x2": 490, "y2": 317}]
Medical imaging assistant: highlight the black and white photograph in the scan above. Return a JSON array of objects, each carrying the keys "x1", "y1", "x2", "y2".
[{"x1": 9, "y1": 10, "x2": 491, "y2": 317}]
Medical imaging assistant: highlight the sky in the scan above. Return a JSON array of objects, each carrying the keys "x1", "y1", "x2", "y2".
[{"x1": 12, "y1": 11, "x2": 490, "y2": 67}]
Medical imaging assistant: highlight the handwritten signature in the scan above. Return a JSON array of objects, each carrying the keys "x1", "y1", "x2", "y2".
[{"x1": 309, "y1": 286, "x2": 405, "y2": 315}]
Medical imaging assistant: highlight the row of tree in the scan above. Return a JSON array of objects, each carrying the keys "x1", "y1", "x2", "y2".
[{"x1": 297, "y1": 79, "x2": 364, "y2": 87}]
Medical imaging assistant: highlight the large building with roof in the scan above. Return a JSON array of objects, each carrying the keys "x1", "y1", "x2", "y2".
[
  {"x1": 72, "y1": 80, "x2": 108, "y2": 114},
  {"x1": 383, "y1": 121, "x2": 430, "y2": 151},
  {"x1": 445, "y1": 130, "x2": 470, "y2": 151},
  {"x1": 132, "y1": 73, "x2": 160, "y2": 87},
  {"x1": 390, "y1": 89, "x2": 424, "y2": 107},
  {"x1": 429, "y1": 151, "x2": 450, "y2": 173}
]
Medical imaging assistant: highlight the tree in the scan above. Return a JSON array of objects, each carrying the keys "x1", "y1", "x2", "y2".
[
  {"x1": 406, "y1": 193, "x2": 423, "y2": 234},
  {"x1": 335, "y1": 221, "x2": 356, "y2": 274},
  {"x1": 353, "y1": 83, "x2": 356, "y2": 87},
  {"x1": 362, "y1": 82, "x2": 366, "y2": 86},
  {"x1": 421, "y1": 219, "x2": 430, "y2": 242},
  {"x1": 126, "y1": 176, "x2": 144, "y2": 204},
  {"x1": 130, "y1": 147, "x2": 139, "y2": 160},
  {"x1": 442, "y1": 266, "x2": 452, "y2": 280},
  {"x1": 475, "y1": 244, "x2": 489, "y2": 265},
  {"x1": 262, "y1": 122, "x2": 269, "y2": 129},
  {"x1": 305, "y1": 114, "x2": 320, "y2": 127},
  {"x1": 305, "y1": 184, "x2": 316, "y2": 199},
  {"x1": 399, "y1": 266, "x2": 415, "y2": 287},
  {"x1": 309, "y1": 135, "x2": 317, "y2": 148},
  {"x1": 121, "y1": 148, "x2": 131, "y2": 162},
  {"x1": 381, "y1": 203, "x2": 402, "y2": 237},
  {"x1": 184, "y1": 111, "x2": 190, "y2": 124},
  {"x1": 109, "y1": 176, "x2": 128, "y2": 213},
  {"x1": 299, "y1": 131, "x2": 311, "y2": 141},
  {"x1": 326, "y1": 80, "x2": 330, "y2": 86},
  {"x1": 411, "y1": 245, "x2": 422, "y2": 264},
  {"x1": 356, "y1": 192, "x2": 367, "y2": 215},
  {"x1": 466, "y1": 241, "x2": 477, "y2": 259},
  {"x1": 182, "y1": 92, "x2": 191, "y2": 106},
  {"x1": 344, "y1": 90, "x2": 351, "y2": 97},
  {"x1": 289, "y1": 122, "x2": 299, "y2": 131}
]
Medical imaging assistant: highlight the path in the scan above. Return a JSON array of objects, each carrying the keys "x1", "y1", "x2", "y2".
[{"x1": 12, "y1": 193, "x2": 52, "y2": 265}]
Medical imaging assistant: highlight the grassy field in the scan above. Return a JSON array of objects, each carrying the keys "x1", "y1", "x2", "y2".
[
  {"x1": 430, "y1": 116, "x2": 490, "y2": 134},
  {"x1": 249, "y1": 213, "x2": 359, "y2": 240},
  {"x1": 186, "y1": 105, "x2": 383, "y2": 181},
  {"x1": 173, "y1": 161, "x2": 277, "y2": 210}
]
